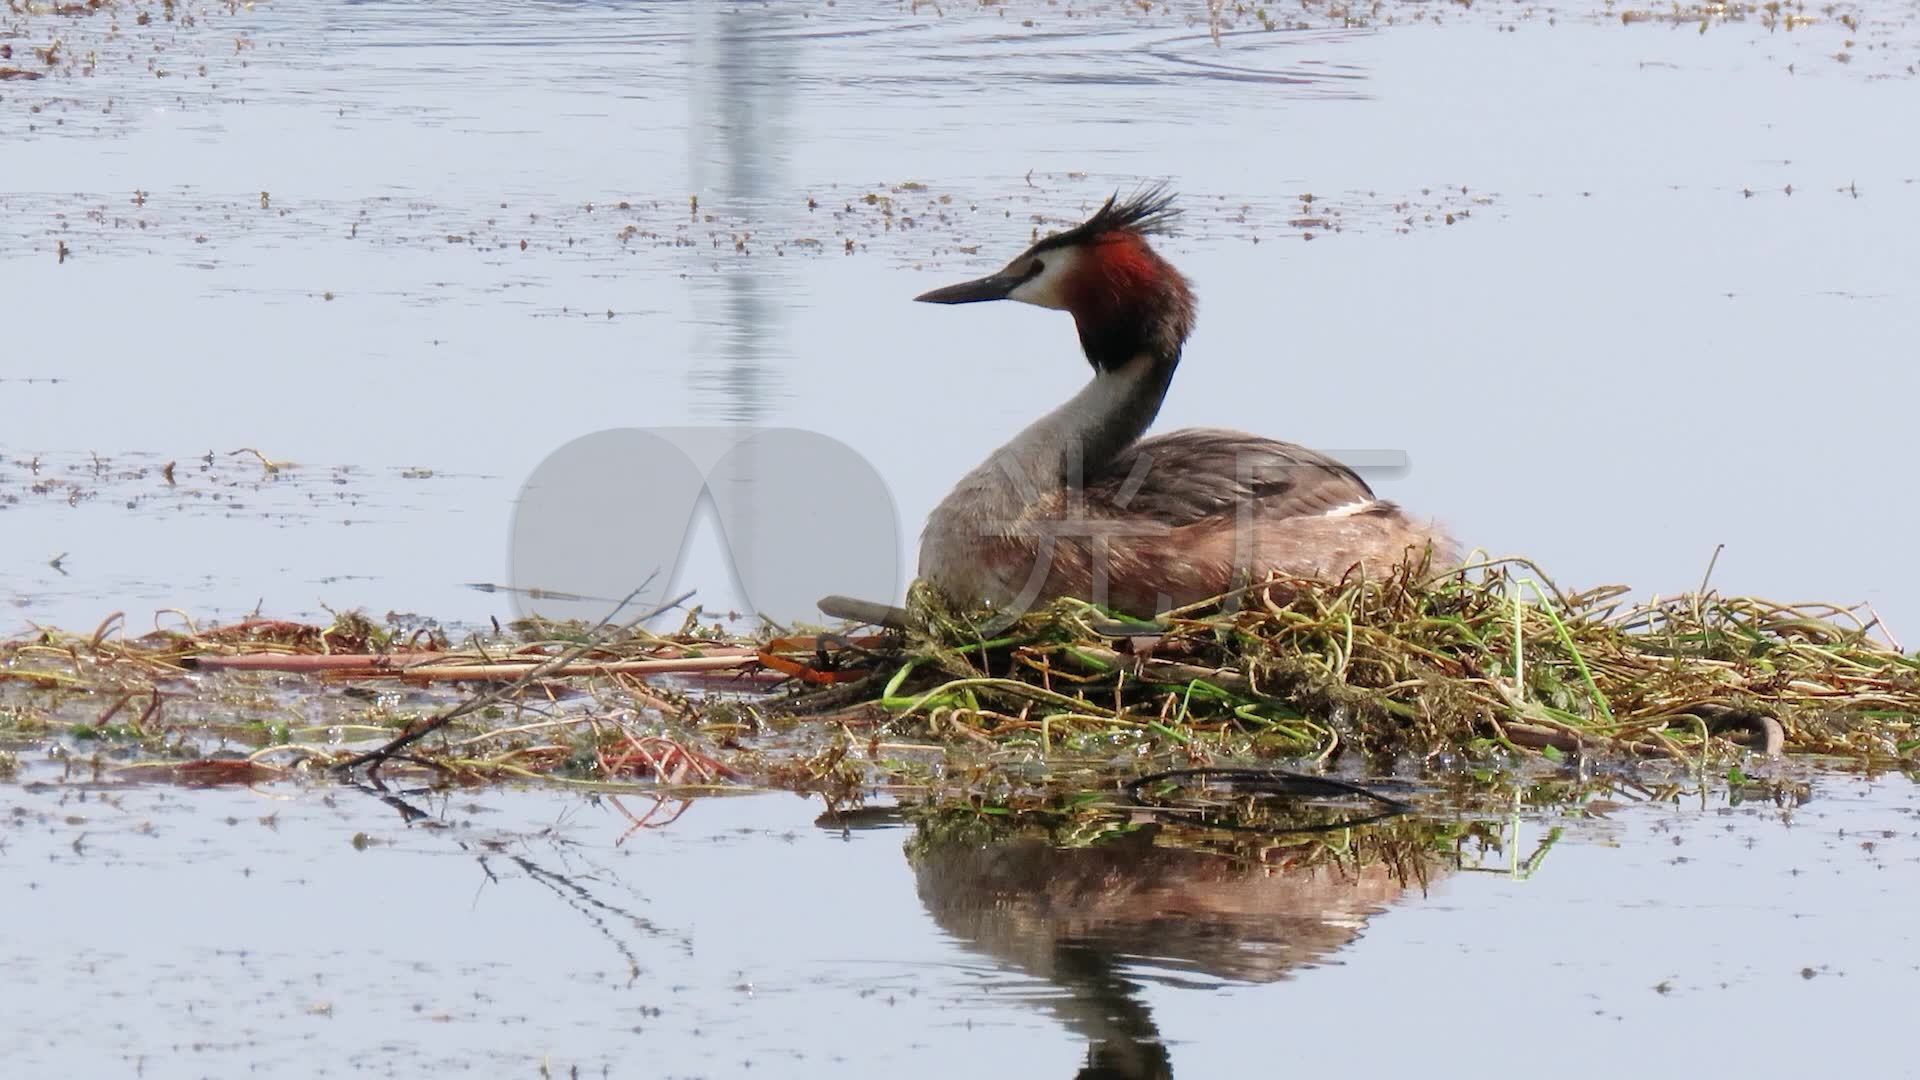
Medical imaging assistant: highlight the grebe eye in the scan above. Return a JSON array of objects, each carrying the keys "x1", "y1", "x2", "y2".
[{"x1": 1025, "y1": 259, "x2": 1045, "y2": 279}]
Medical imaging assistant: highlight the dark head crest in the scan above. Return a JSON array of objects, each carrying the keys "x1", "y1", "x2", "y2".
[{"x1": 1029, "y1": 183, "x2": 1181, "y2": 256}]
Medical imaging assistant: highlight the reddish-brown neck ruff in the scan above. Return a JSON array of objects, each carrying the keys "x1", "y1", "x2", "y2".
[{"x1": 1061, "y1": 231, "x2": 1196, "y2": 373}]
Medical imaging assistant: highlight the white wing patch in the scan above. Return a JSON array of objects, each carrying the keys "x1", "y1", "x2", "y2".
[{"x1": 1321, "y1": 500, "x2": 1377, "y2": 518}]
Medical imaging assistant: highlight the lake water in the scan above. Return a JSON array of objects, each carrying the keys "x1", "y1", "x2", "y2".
[
  {"x1": 6, "y1": 0, "x2": 1918, "y2": 634},
  {"x1": 3, "y1": 759, "x2": 1917, "y2": 1078},
  {"x1": 3, "y1": 1, "x2": 1917, "y2": 1075}
]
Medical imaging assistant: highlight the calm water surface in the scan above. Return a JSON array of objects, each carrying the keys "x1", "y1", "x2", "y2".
[
  {"x1": 2, "y1": 762, "x2": 1917, "y2": 1077},
  {"x1": 4, "y1": 0, "x2": 1917, "y2": 632},
  {"x1": 3, "y1": 2, "x2": 1918, "y2": 1075}
]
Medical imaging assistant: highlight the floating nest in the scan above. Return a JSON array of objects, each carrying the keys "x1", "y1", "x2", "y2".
[
  {"x1": 2, "y1": 558, "x2": 1915, "y2": 793},
  {"x1": 787, "y1": 559, "x2": 1919, "y2": 766}
]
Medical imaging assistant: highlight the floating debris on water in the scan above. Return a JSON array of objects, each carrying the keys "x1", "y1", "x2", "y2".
[{"x1": 0, "y1": 175, "x2": 1496, "y2": 282}]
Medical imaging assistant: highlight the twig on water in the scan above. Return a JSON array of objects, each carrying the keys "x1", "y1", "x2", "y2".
[
  {"x1": 191, "y1": 652, "x2": 757, "y2": 680},
  {"x1": 332, "y1": 585, "x2": 694, "y2": 776},
  {"x1": 817, "y1": 594, "x2": 911, "y2": 630},
  {"x1": 228, "y1": 447, "x2": 282, "y2": 473}
]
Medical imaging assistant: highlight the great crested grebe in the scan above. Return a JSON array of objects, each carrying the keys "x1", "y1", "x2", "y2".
[{"x1": 913, "y1": 185, "x2": 1453, "y2": 619}]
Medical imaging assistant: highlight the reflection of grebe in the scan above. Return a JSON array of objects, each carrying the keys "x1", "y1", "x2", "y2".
[
  {"x1": 915, "y1": 187, "x2": 1453, "y2": 618},
  {"x1": 911, "y1": 824, "x2": 1441, "y2": 1080}
]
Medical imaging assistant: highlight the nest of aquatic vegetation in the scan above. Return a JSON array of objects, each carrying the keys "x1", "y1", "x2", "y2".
[
  {"x1": 794, "y1": 560, "x2": 1920, "y2": 766},
  {"x1": 5, "y1": 557, "x2": 1915, "y2": 787},
  {"x1": 0, "y1": 607, "x2": 764, "y2": 785}
]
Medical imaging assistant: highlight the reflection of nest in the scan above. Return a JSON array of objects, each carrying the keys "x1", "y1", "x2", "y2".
[
  {"x1": 912, "y1": 827, "x2": 1440, "y2": 985},
  {"x1": 904, "y1": 813, "x2": 1457, "y2": 1078}
]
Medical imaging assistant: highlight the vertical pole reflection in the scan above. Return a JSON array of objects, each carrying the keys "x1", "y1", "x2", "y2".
[
  {"x1": 688, "y1": 4, "x2": 790, "y2": 426},
  {"x1": 687, "y1": 6, "x2": 796, "y2": 619}
]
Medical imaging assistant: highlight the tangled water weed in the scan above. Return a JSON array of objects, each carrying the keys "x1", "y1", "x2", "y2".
[{"x1": 825, "y1": 561, "x2": 1919, "y2": 768}]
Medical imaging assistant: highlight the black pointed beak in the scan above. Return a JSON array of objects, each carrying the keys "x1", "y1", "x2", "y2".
[{"x1": 914, "y1": 270, "x2": 1023, "y2": 305}]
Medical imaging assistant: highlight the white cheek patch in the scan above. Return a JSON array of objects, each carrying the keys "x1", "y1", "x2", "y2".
[{"x1": 1008, "y1": 248, "x2": 1080, "y2": 310}]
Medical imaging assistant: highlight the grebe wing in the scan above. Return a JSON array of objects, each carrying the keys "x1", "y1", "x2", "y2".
[{"x1": 1088, "y1": 427, "x2": 1378, "y2": 525}]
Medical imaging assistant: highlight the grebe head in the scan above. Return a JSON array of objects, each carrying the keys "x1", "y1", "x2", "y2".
[{"x1": 914, "y1": 184, "x2": 1196, "y2": 372}]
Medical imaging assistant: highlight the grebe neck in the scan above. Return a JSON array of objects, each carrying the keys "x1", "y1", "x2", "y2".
[{"x1": 993, "y1": 351, "x2": 1177, "y2": 492}]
